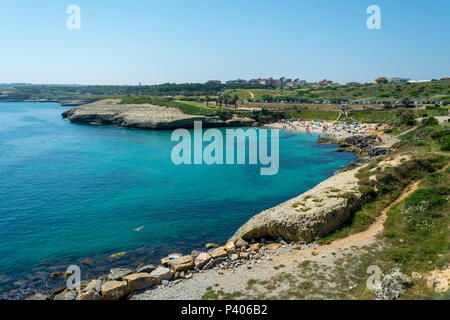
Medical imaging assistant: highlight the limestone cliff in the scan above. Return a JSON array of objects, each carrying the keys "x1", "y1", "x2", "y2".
[
  {"x1": 230, "y1": 167, "x2": 367, "y2": 243},
  {"x1": 62, "y1": 99, "x2": 256, "y2": 130}
]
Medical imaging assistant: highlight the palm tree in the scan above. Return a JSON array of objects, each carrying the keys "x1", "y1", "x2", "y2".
[
  {"x1": 232, "y1": 94, "x2": 239, "y2": 109},
  {"x1": 205, "y1": 95, "x2": 211, "y2": 107},
  {"x1": 223, "y1": 94, "x2": 230, "y2": 107},
  {"x1": 218, "y1": 96, "x2": 223, "y2": 110}
]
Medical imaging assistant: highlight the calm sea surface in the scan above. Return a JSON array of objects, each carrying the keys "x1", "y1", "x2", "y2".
[{"x1": 0, "y1": 102, "x2": 356, "y2": 298}]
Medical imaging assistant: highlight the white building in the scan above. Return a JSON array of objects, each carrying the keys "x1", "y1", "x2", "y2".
[{"x1": 407, "y1": 80, "x2": 431, "y2": 83}]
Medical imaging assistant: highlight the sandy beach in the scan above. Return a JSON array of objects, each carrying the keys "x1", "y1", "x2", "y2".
[{"x1": 266, "y1": 120, "x2": 380, "y2": 138}]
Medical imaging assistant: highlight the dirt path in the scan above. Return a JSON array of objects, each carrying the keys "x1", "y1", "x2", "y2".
[
  {"x1": 397, "y1": 125, "x2": 419, "y2": 137},
  {"x1": 132, "y1": 180, "x2": 423, "y2": 300},
  {"x1": 247, "y1": 91, "x2": 255, "y2": 99},
  {"x1": 310, "y1": 180, "x2": 420, "y2": 254}
]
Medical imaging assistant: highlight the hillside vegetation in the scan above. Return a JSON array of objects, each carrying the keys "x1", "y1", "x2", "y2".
[{"x1": 225, "y1": 79, "x2": 450, "y2": 104}]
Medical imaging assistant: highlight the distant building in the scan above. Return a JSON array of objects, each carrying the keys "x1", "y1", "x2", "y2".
[
  {"x1": 375, "y1": 77, "x2": 389, "y2": 84},
  {"x1": 248, "y1": 79, "x2": 261, "y2": 85},
  {"x1": 259, "y1": 78, "x2": 274, "y2": 85},
  {"x1": 272, "y1": 79, "x2": 282, "y2": 88},
  {"x1": 206, "y1": 80, "x2": 221, "y2": 84},
  {"x1": 389, "y1": 77, "x2": 409, "y2": 83},
  {"x1": 319, "y1": 79, "x2": 333, "y2": 86},
  {"x1": 297, "y1": 80, "x2": 309, "y2": 87},
  {"x1": 346, "y1": 82, "x2": 361, "y2": 86},
  {"x1": 441, "y1": 77, "x2": 450, "y2": 81},
  {"x1": 223, "y1": 77, "x2": 309, "y2": 88},
  {"x1": 226, "y1": 79, "x2": 247, "y2": 85}
]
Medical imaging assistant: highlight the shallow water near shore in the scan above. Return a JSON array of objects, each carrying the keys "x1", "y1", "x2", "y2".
[{"x1": 0, "y1": 102, "x2": 357, "y2": 298}]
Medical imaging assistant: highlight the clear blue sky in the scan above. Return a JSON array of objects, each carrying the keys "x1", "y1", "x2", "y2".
[{"x1": 0, "y1": 0, "x2": 449, "y2": 85}]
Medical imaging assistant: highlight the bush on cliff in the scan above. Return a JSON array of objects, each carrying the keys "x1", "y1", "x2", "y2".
[
  {"x1": 384, "y1": 180, "x2": 449, "y2": 272},
  {"x1": 320, "y1": 154, "x2": 447, "y2": 245},
  {"x1": 120, "y1": 96, "x2": 213, "y2": 115},
  {"x1": 440, "y1": 134, "x2": 450, "y2": 151}
]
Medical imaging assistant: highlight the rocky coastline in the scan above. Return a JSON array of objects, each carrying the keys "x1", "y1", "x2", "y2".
[
  {"x1": 1, "y1": 98, "x2": 94, "y2": 106},
  {"x1": 228, "y1": 133, "x2": 393, "y2": 244},
  {"x1": 21, "y1": 130, "x2": 394, "y2": 300},
  {"x1": 62, "y1": 99, "x2": 256, "y2": 130}
]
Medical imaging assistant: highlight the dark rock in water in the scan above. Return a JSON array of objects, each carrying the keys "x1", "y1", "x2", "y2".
[
  {"x1": 335, "y1": 157, "x2": 372, "y2": 173},
  {"x1": 50, "y1": 271, "x2": 65, "y2": 279}
]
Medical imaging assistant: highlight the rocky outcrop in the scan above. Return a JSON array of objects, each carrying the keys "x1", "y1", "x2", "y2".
[
  {"x1": 230, "y1": 166, "x2": 367, "y2": 243},
  {"x1": 374, "y1": 270, "x2": 413, "y2": 300},
  {"x1": 62, "y1": 99, "x2": 256, "y2": 130},
  {"x1": 319, "y1": 134, "x2": 392, "y2": 158},
  {"x1": 426, "y1": 266, "x2": 450, "y2": 293}
]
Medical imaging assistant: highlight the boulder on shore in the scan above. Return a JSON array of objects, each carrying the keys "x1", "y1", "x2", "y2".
[
  {"x1": 136, "y1": 265, "x2": 156, "y2": 274},
  {"x1": 108, "y1": 268, "x2": 132, "y2": 281},
  {"x1": 160, "y1": 253, "x2": 182, "y2": 266},
  {"x1": 101, "y1": 281, "x2": 129, "y2": 300},
  {"x1": 168, "y1": 255, "x2": 194, "y2": 272},
  {"x1": 77, "y1": 291, "x2": 102, "y2": 300},
  {"x1": 195, "y1": 252, "x2": 212, "y2": 269},
  {"x1": 53, "y1": 290, "x2": 77, "y2": 301},
  {"x1": 26, "y1": 293, "x2": 47, "y2": 300},
  {"x1": 208, "y1": 247, "x2": 228, "y2": 259},
  {"x1": 123, "y1": 273, "x2": 154, "y2": 291},
  {"x1": 149, "y1": 267, "x2": 173, "y2": 285}
]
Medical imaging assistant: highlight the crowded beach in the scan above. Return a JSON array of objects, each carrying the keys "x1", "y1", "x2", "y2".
[{"x1": 268, "y1": 119, "x2": 380, "y2": 137}]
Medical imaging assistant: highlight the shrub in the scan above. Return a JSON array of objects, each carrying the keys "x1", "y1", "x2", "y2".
[
  {"x1": 440, "y1": 134, "x2": 450, "y2": 151},
  {"x1": 216, "y1": 110, "x2": 233, "y2": 121},
  {"x1": 421, "y1": 116, "x2": 439, "y2": 127}
]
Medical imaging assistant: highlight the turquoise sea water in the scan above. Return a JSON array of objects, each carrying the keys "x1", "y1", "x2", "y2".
[{"x1": 0, "y1": 102, "x2": 356, "y2": 298}]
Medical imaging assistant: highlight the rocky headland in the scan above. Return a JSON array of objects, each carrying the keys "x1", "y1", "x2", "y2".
[
  {"x1": 62, "y1": 99, "x2": 256, "y2": 130},
  {"x1": 229, "y1": 166, "x2": 367, "y2": 244}
]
